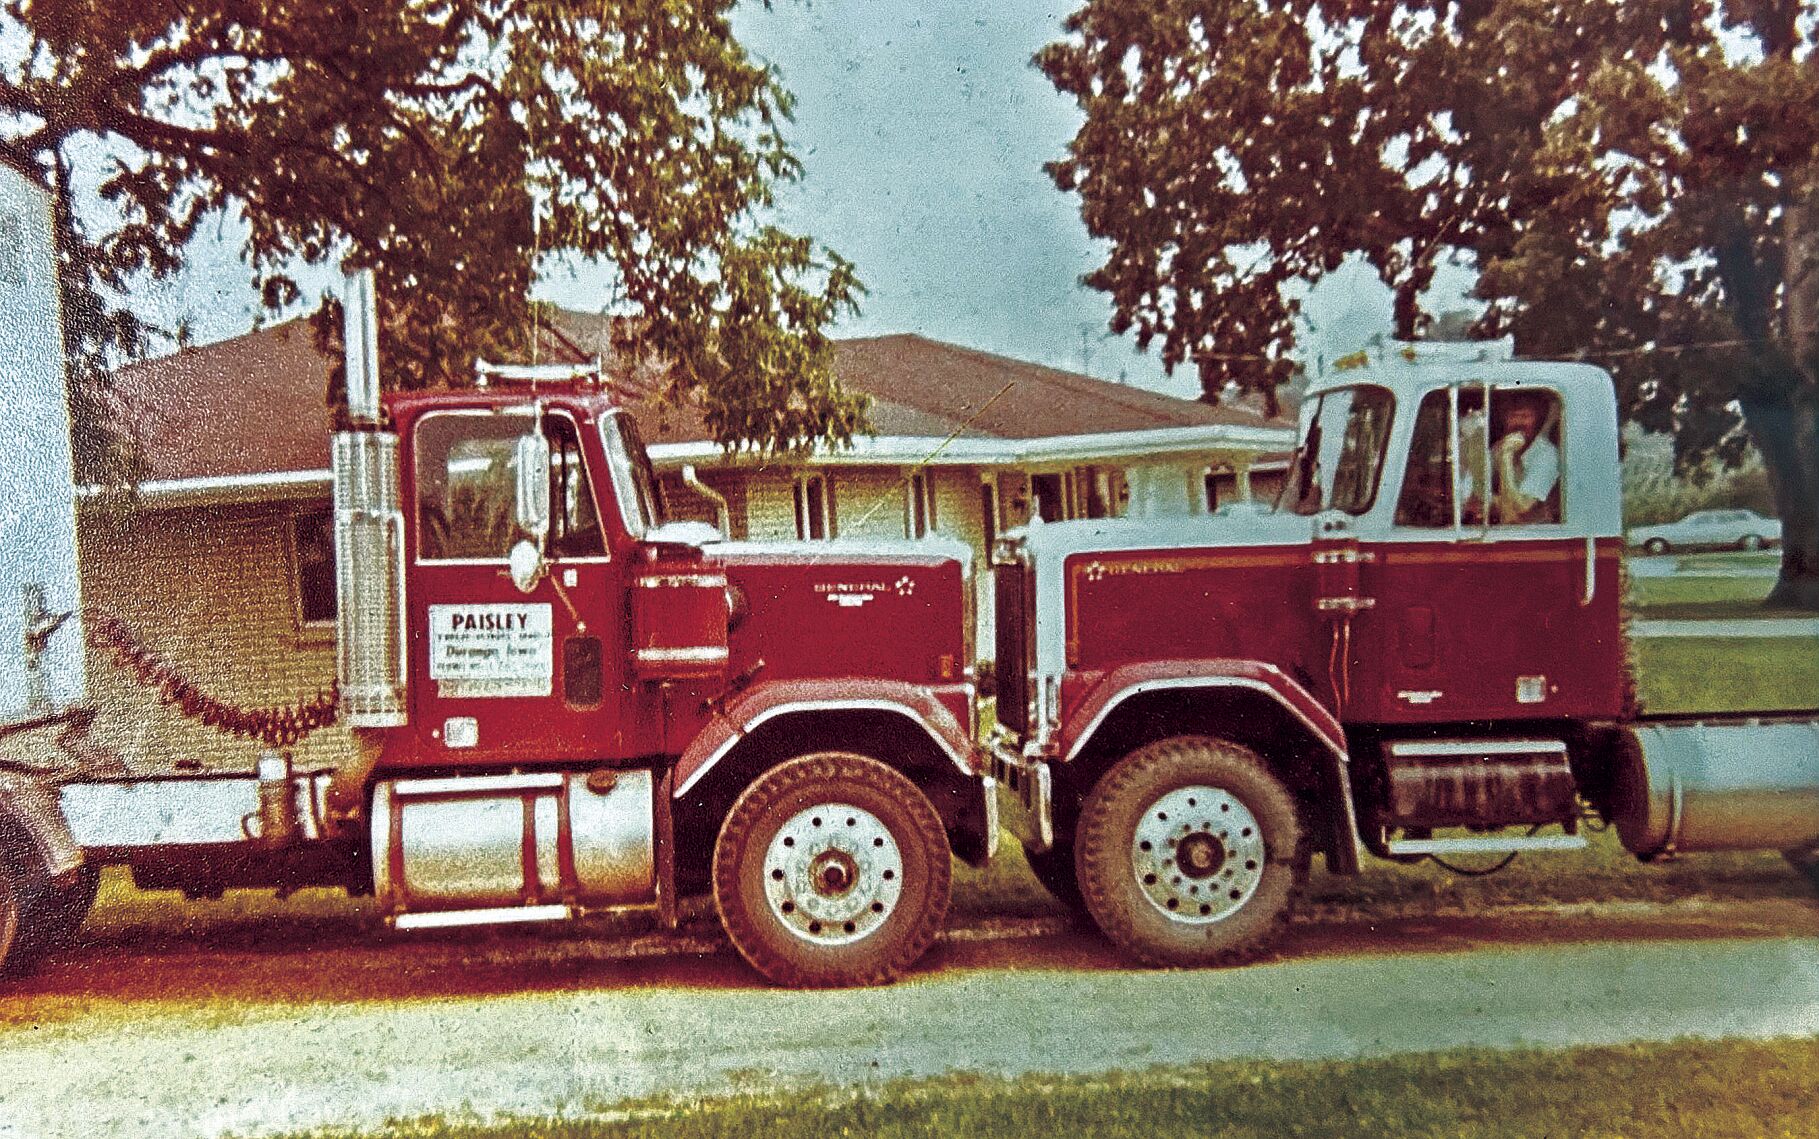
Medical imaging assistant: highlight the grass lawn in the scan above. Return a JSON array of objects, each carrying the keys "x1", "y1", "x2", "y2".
[
  {"x1": 253, "y1": 1037, "x2": 1819, "y2": 1139},
  {"x1": 1621, "y1": 553, "x2": 1819, "y2": 710},
  {"x1": 1624, "y1": 552, "x2": 1818, "y2": 619},
  {"x1": 1631, "y1": 637, "x2": 1819, "y2": 714}
]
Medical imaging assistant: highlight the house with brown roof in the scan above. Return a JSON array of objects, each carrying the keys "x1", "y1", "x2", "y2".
[{"x1": 74, "y1": 318, "x2": 1292, "y2": 771}]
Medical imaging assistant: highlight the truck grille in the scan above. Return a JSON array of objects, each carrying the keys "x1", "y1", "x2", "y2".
[{"x1": 993, "y1": 559, "x2": 1029, "y2": 734}]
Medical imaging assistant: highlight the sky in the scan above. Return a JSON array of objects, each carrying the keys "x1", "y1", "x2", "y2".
[{"x1": 134, "y1": 1, "x2": 1446, "y2": 402}]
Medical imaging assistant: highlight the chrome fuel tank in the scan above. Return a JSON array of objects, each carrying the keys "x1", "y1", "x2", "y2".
[
  {"x1": 371, "y1": 769, "x2": 655, "y2": 914},
  {"x1": 1614, "y1": 719, "x2": 1819, "y2": 857}
]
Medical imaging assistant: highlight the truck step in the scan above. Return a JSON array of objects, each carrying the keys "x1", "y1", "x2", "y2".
[
  {"x1": 391, "y1": 904, "x2": 573, "y2": 931},
  {"x1": 1383, "y1": 833, "x2": 1587, "y2": 857}
]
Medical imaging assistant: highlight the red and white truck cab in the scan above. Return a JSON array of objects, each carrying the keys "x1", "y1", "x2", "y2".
[
  {"x1": 0, "y1": 276, "x2": 993, "y2": 988},
  {"x1": 990, "y1": 340, "x2": 1819, "y2": 966}
]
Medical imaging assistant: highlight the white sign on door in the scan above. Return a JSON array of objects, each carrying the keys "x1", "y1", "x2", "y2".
[{"x1": 428, "y1": 603, "x2": 553, "y2": 698}]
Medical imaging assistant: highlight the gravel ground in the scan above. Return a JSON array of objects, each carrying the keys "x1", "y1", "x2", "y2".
[{"x1": 1, "y1": 899, "x2": 1816, "y2": 1139}]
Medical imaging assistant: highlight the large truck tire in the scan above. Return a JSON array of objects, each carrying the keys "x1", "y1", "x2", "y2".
[
  {"x1": 0, "y1": 844, "x2": 86, "y2": 978},
  {"x1": 1788, "y1": 846, "x2": 1819, "y2": 894},
  {"x1": 1021, "y1": 840, "x2": 1087, "y2": 916},
  {"x1": 1076, "y1": 735, "x2": 1302, "y2": 968},
  {"x1": 712, "y1": 752, "x2": 951, "y2": 988},
  {"x1": 31, "y1": 863, "x2": 98, "y2": 954},
  {"x1": 0, "y1": 873, "x2": 22, "y2": 979},
  {"x1": 0, "y1": 815, "x2": 95, "y2": 978}
]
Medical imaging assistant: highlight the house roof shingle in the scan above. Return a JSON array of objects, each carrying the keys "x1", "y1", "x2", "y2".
[{"x1": 107, "y1": 316, "x2": 1286, "y2": 485}]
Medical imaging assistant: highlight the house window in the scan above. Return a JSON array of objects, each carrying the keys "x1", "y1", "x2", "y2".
[
  {"x1": 1205, "y1": 468, "x2": 1240, "y2": 512},
  {"x1": 294, "y1": 508, "x2": 336, "y2": 626},
  {"x1": 906, "y1": 471, "x2": 937, "y2": 538},
  {"x1": 1079, "y1": 466, "x2": 1123, "y2": 519},
  {"x1": 794, "y1": 474, "x2": 834, "y2": 540},
  {"x1": 981, "y1": 479, "x2": 998, "y2": 554}
]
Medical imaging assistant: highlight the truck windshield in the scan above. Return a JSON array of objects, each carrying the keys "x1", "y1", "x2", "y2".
[
  {"x1": 602, "y1": 413, "x2": 666, "y2": 537},
  {"x1": 1282, "y1": 385, "x2": 1395, "y2": 515}
]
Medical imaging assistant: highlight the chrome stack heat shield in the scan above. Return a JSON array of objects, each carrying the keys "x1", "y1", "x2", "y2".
[{"x1": 333, "y1": 269, "x2": 407, "y2": 727}]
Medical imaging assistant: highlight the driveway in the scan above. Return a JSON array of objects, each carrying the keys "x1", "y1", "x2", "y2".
[{"x1": 1, "y1": 900, "x2": 1815, "y2": 1139}]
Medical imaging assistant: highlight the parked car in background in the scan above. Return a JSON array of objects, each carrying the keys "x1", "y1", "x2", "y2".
[{"x1": 1628, "y1": 509, "x2": 1782, "y2": 554}]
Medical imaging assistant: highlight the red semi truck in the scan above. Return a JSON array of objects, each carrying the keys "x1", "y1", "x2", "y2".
[
  {"x1": 0, "y1": 275, "x2": 993, "y2": 988},
  {"x1": 989, "y1": 341, "x2": 1819, "y2": 966},
  {"x1": 4, "y1": 283, "x2": 1815, "y2": 988}
]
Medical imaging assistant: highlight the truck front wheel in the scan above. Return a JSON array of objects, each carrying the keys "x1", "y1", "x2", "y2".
[
  {"x1": 712, "y1": 752, "x2": 951, "y2": 987},
  {"x1": 1076, "y1": 736, "x2": 1302, "y2": 967}
]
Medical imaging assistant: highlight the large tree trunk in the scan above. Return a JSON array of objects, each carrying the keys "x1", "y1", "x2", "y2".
[
  {"x1": 1741, "y1": 390, "x2": 1819, "y2": 609},
  {"x1": 1766, "y1": 184, "x2": 1819, "y2": 608}
]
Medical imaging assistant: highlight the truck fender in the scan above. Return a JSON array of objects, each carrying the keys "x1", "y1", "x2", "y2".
[
  {"x1": 0, "y1": 772, "x2": 85, "y2": 884},
  {"x1": 1060, "y1": 660, "x2": 1363, "y2": 873},
  {"x1": 674, "y1": 678, "x2": 978, "y2": 800}
]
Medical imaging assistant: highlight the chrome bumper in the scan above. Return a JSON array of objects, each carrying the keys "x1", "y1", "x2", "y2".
[{"x1": 988, "y1": 729, "x2": 1054, "y2": 853}]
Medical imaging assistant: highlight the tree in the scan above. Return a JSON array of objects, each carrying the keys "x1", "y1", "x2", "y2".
[
  {"x1": 1, "y1": 1, "x2": 865, "y2": 482},
  {"x1": 1041, "y1": 0, "x2": 1819, "y2": 607}
]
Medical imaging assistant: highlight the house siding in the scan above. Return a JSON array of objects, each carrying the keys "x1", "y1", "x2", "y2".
[
  {"x1": 657, "y1": 468, "x2": 748, "y2": 537},
  {"x1": 57, "y1": 452, "x2": 1274, "y2": 777},
  {"x1": 74, "y1": 499, "x2": 350, "y2": 776}
]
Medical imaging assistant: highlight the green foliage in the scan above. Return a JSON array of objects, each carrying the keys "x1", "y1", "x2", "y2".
[
  {"x1": 1041, "y1": 0, "x2": 1819, "y2": 600},
  {"x1": 1624, "y1": 446, "x2": 1779, "y2": 528},
  {"x1": 1, "y1": 0, "x2": 866, "y2": 478}
]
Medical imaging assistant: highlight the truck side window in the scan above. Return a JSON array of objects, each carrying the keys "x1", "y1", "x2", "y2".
[
  {"x1": 1475, "y1": 387, "x2": 1562, "y2": 526},
  {"x1": 545, "y1": 416, "x2": 606, "y2": 558},
  {"x1": 416, "y1": 412, "x2": 605, "y2": 561},
  {"x1": 1395, "y1": 386, "x2": 1562, "y2": 529},
  {"x1": 1286, "y1": 384, "x2": 1395, "y2": 515},
  {"x1": 1394, "y1": 390, "x2": 1456, "y2": 528}
]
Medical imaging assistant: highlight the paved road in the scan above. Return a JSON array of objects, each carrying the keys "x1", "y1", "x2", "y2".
[
  {"x1": 1630, "y1": 617, "x2": 1819, "y2": 638},
  {"x1": 1, "y1": 902, "x2": 1816, "y2": 1139}
]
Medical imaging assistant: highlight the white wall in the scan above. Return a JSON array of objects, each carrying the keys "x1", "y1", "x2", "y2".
[{"x1": 0, "y1": 167, "x2": 86, "y2": 719}]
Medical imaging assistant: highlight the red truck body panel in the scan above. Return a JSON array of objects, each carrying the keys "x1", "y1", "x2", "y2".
[
  {"x1": 376, "y1": 388, "x2": 974, "y2": 780},
  {"x1": 1054, "y1": 534, "x2": 1625, "y2": 734}
]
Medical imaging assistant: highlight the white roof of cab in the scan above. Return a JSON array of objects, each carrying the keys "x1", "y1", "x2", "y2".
[{"x1": 1305, "y1": 341, "x2": 1616, "y2": 406}]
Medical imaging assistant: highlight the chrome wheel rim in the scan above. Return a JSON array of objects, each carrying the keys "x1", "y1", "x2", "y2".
[
  {"x1": 763, "y1": 803, "x2": 903, "y2": 946},
  {"x1": 1131, "y1": 785, "x2": 1266, "y2": 924}
]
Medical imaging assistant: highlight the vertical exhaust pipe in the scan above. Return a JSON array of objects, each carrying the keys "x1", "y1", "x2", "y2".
[
  {"x1": 343, "y1": 268, "x2": 381, "y2": 426},
  {"x1": 684, "y1": 464, "x2": 731, "y2": 536},
  {"x1": 333, "y1": 268, "x2": 408, "y2": 728}
]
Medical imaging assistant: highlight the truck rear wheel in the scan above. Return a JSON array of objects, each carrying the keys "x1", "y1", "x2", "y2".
[
  {"x1": 1022, "y1": 841, "x2": 1086, "y2": 915},
  {"x1": 1076, "y1": 735, "x2": 1301, "y2": 968},
  {"x1": 0, "y1": 874, "x2": 21, "y2": 979},
  {"x1": 712, "y1": 752, "x2": 951, "y2": 987},
  {"x1": 1788, "y1": 846, "x2": 1819, "y2": 894},
  {"x1": 0, "y1": 854, "x2": 89, "y2": 977}
]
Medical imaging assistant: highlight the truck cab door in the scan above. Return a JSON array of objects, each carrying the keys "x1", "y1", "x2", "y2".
[
  {"x1": 1359, "y1": 380, "x2": 1623, "y2": 723},
  {"x1": 405, "y1": 406, "x2": 621, "y2": 765}
]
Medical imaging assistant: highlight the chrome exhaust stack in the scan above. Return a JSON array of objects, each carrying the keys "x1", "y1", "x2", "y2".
[{"x1": 332, "y1": 269, "x2": 408, "y2": 727}]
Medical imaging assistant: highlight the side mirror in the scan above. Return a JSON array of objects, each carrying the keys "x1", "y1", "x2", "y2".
[
  {"x1": 514, "y1": 431, "x2": 551, "y2": 542},
  {"x1": 508, "y1": 538, "x2": 545, "y2": 594}
]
